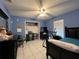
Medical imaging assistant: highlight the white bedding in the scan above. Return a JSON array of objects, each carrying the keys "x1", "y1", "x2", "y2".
[{"x1": 48, "y1": 39, "x2": 79, "y2": 53}]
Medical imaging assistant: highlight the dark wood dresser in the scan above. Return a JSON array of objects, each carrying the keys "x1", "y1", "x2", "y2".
[{"x1": 0, "y1": 40, "x2": 17, "y2": 59}]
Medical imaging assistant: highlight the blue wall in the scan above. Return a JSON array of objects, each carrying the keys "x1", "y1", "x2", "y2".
[
  {"x1": 10, "y1": 16, "x2": 46, "y2": 38},
  {"x1": 46, "y1": 9, "x2": 79, "y2": 38},
  {"x1": 53, "y1": 9, "x2": 79, "y2": 27},
  {"x1": 0, "y1": 1, "x2": 46, "y2": 38},
  {"x1": 10, "y1": 16, "x2": 26, "y2": 38},
  {"x1": 10, "y1": 9, "x2": 79, "y2": 38},
  {"x1": 39, "y1": 20, "x2": 46, "y2": 27},
  {"x1": 46, "y1": 9, "x2": 79, "y2": 31},
  {"x1": 45, "y1": 20, "x2": 53, "y2": 31}
]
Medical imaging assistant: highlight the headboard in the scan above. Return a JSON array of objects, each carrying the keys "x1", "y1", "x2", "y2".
[{"x1": 65, "y1": 27, "x2": 79, "y2": 39}]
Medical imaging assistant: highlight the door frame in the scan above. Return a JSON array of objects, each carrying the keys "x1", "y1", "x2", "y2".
[{"x1": 25, "y1": 21, "x2": 40, "y2": 39}]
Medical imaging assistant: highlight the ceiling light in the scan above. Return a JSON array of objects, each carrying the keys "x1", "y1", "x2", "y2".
[
  {"x1": 39, "y1": 13, "x2": 46, "y2": 17},
  {"x1": 40, "y1": 8, "x2": 46, "y2": 13},
  {"x1": 38, "y1": 8, "x2": 46, "y2": 17},
  {"x1": 7, "y1": 0, "x2": 12, "y2": 2}
]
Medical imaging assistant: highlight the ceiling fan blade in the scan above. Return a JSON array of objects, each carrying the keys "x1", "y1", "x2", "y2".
[
  {"x1": 39, "y1": 0, "x2": 43, "y2": 8},
  {"x1": 10, "y1": 5, "x2": 40, "y2": 11},
  {"x1": 29, "y1": 14, "x2": 40, "y2": 20},
  {"x1": 29, "y1": 17, "x2": 35, "y2": 20},
  {"x1": 46, "y1": 13, "x2": 53, "y2": 17},
  {"x1": 46, "y1": 13, "x2": 58, "y2": 19},
  {"x1": 35, "y1": 0, "x2": 43, "y2": 9},
  {"x1": 6, "y1": 0, "x2": 12, "y2": 3},
  {"x1": 10, "y1": 10, "x2": 39, "y2": 18},
  {"x1": 13, "y1": 8, "x2": 39, "y2": 11},
  {"x1": 46, "y1": 13, "x2": 55, "y2": 19},
  {"x1": 35, "y1": 13, "x2": 40, "y2": 18},
  {"x1": 46, "y1": 0, "x2": 69, "y2": 9}
]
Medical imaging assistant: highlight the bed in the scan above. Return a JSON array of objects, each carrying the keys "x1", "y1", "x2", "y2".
[{"x1": 46, "y1": 38, "x2": 79, "y2": 59}]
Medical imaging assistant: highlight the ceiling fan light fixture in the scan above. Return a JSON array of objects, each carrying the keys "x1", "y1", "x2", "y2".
[
  {"x1": 38, "y1": 8, "x2": 47, "y2": 17},
  {"x1": 6, "y1": 0, "x2": 12, "y2": 3},
  {"x1": 39, "y1": 13, "x2": 46, "y2": 17},
  {"x1": 40, "y1": 8, "x2": 46, "y2": 13}
]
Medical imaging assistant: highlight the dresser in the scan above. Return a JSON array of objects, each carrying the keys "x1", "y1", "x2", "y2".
[{"x1": 0, "y1": 40, "x2": 17, "y2": 59}]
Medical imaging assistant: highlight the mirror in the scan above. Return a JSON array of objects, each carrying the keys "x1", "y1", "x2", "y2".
[{"x1": 0, "y1": 9, "x2": 9, "y2": 31}]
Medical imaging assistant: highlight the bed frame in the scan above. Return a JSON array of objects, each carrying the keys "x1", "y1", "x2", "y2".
[
  {"x1": 65, "y1": 27, "x2": 79, "y2": 39},
  {"x1": 46, "y1": 40, "x2": 79, "y2": 59}
]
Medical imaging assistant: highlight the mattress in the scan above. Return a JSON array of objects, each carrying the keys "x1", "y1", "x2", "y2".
[{"x1": 48, "y1": 39, "x2": 79, "y2": 53}]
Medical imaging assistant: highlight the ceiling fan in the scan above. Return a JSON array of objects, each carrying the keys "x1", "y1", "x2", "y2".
[
  {"x1": 6, "y1": 0, "x2": 69, "y2": 20},
  {"x1": 6, "y1": 0, "x2": 12, "y2": 2}
]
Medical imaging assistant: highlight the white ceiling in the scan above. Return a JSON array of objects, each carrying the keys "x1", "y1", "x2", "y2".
[{"x1": 4, "y1": 0, "x2": 79, "y2": 20}]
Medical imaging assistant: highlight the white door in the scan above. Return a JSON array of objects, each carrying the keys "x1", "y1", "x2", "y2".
[{"x1": 53, "y1": 19, "x2": 65, "y2": 38}]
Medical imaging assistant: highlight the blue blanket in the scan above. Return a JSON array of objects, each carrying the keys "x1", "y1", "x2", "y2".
[{"x1": 60, "y1": 38, "x2": 79, "y2": 46}]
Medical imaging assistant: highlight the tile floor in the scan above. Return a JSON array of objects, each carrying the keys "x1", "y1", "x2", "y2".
[{"x1": 17, "y1": 40, "x2": 46, "y2": 59}]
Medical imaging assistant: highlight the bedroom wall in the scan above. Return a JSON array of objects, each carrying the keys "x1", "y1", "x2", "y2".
[
  {"x1": 46, "y1": 9, "x2": 79, "y2": 30},
  {"x1": 45, "y1": 20, "x2": 53, "y2": 31},
  {"x1": 10, "y1": 16, "x2": 46, "y2": 38},
  {"x1": 39, "y1": 20, "x2": 46, "y2": 27},
  {"x1": 0, "y1": 0, "x2": 49, "y2": 36},
  {"x1": 53, "y1": 9, "x2": 79, "y2": 28},
  {"x1": 10, "y1": 16, "x2": 26, "y2": 38},
  {"x1": 46, "y1": 9, "x2": 79, "y2": 38}
]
